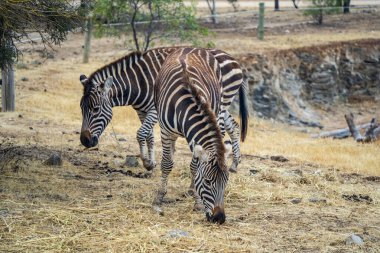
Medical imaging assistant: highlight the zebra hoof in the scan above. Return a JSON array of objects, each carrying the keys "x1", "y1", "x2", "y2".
[
  {"x1": 143, "y1": 160, "x2": 156, "y2": 171},
  {"x1": 229, "y1": 166, "x2": 237, "y2": 173},
  {"x1": 193, "y1": 202, "x2": 205, "y2": 212}
]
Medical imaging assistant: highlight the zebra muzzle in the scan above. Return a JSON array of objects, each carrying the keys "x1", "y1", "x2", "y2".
[
  {"x1": 80, "y1": 130, "x2": 98, "y2": 148},
  {"x1": 206, "y1": 206, "x2": 226, "y2": 224}
]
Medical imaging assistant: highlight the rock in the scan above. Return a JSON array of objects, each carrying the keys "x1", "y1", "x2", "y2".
[
  {"x1": 166, "y1": 229, "x2": 190, "y2": 238},
  {"x1": 118, "y1": 138, "x2": 127, "y2": 142},
  {"x1": 125, "y1": 156, "x2": 139, "y2": 167},
  {"x1": 309, "y1": 197, "x2": 327, "y2": 203},
  {"x1": 21, "y1": 77, "x2": 29, "y2": 82},
  {"x1": 249, "y1": 169, "x2": 260, "y2": 175},
  {"x1": 345, "y1": 234, "x2": 364, "y2": 245},
  {"x1": 44, "y1": 153, "x2": 63, "y2": 166},
  {"x1": 342, "y1": 194, "x2": 373, "y2": 204},
  {"x1": 237, "y1": 42, "x2": 380, "y2": 126},
  {"x1": 290, "y1": 198, "x2": 302, "y2": 204},
  {"x1": 270, "y1": 155, "x2": 289, "y2": 162}
]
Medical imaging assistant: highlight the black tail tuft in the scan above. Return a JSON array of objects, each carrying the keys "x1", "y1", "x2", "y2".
[{"x1": 239, "y1": 80, "x2": 249, "y2": 142}]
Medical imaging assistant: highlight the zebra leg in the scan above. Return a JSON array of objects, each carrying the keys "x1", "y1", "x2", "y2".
[
  {"x1": 146, "y1": 129, "x2": 156, "y2": 170},
  {"x1": 225, "y1": 111, "x2": 241, "y2": 173},
  {"x1": 136, "y1": 109, "x2": 157, "y2": 171},
  {"x1": 189, "y1": 156, "x2": 204, "y2": 212},
  {"x1": 153, "y1": 133, "x2": 176, "y2": 210}
]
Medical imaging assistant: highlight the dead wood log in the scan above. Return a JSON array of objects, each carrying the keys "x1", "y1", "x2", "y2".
[
  {"x1": 344, "y1": 114, "x2": 379, "y2": 143},
  {"x1": 344, "y1": 113, "x2": 364, "y2": 141},
  {"x1": 311, "y1": 123, "x2": 371, "y2": 139},
  {"x1": 362, "y1": 118, "x2": 380, "y2": 142}
]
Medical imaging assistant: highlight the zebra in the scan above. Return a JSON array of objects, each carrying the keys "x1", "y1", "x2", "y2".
[
  {"x1": 153, "y1": 48, "x2": 231, "y2": 224},
  {"x1": 79, "y1": 47, "x2": 248, "y2": 173}
]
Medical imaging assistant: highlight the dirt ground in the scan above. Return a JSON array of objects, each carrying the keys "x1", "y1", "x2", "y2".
[{"x1": 1, "y1": 8, "x2": 380, "y2": 253}]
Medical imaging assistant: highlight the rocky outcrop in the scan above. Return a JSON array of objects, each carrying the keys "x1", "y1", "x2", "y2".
[{"x1": 236, "y1": 39, "x2": 380, "y2": 128}]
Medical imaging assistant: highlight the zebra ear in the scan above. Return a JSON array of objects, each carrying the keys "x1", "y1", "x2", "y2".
[
  {"x1": 193, "y1": 145, "x2": 208, "y2": 163},
  {"x1": 102, "y1": 76, "x2": 113, "y2": 94},
  {"x1": 80, "y1": 74, "x2": 88, "y2": 86}
]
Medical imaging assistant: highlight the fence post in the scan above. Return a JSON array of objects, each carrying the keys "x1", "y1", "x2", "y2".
[
  {"x1": 258, "y1": 2, "x2": 265, "y2": 40},
  {"x1": 274, "y1": 0, "x2": 280, "y2": 11}
]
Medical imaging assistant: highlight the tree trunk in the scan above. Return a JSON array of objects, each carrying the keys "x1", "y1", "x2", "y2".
[
  {"x1": 343, "y1": 0, "x2": 350, "y2": 13},
  {"x1": 211, "y1": 0, "x2": 217, "y2": 24},
  {"x1": 1, "y1": 65, "x2": 15, "y2": 112},
  {"x1": 274, "y1": 0, "x2": 279, "y2": 11},
  {"x1": 83, "y1": 14, "x2": 93, "y2": 63}
]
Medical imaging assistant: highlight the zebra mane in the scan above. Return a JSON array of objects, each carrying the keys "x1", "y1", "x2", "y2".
[
  {"x1": 87, "y1": 51, "x2": 143, "y2": 84},
  {"x1": 182, "y1": 69, "x2": 226, "y2": 170}
]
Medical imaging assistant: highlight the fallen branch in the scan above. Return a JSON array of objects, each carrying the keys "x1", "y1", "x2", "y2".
[
  {"x1": 344, "y1": 113, "x2": 379, "y2": 143},
  {"x1": 344, "y1": 113, "x2": 364, "y2": 141},
  {"x1": 311, "y1": 123, "x2": 371, "y2": 139}
]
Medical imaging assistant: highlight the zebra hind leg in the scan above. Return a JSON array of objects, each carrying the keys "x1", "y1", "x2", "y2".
[
  {"x1": 152, "y1": 133, "x2": 175, "y2": 215},
  {"x1": 225, "y1": 111, "x2": 241, "y2": 173}
]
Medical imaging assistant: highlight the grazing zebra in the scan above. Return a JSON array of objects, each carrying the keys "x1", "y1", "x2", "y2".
[
  {"x1": 153, "y1": 48, "x2": 231, "y2": 224},
  {"x1": 79, "y1": 47, "x2": 248, "y2": 172}
]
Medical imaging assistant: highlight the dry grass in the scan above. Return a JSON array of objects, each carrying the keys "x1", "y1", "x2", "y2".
[{"x1": 1, "y1": 11, "x2": 380, "y2": 252}]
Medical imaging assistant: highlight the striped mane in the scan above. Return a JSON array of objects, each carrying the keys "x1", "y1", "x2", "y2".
[
  {"x1": 183, "y1": 69, "x2": 226, "y2": 170},
  {"x1": 87, "y1": 51, "x2": 143, "y2": 84}
]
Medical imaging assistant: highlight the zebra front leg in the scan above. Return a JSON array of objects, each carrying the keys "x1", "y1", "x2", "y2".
[
  {"x1": 146, "y1": 129, "x2": 157, "y2": 170},
  {"x1": 152, "y1": 135, "x2": 175, "y2": 214},
  {"x1": 189, "y1": 156, "x2": 204, "y2": 212},
  {"x1": 225, "y1": 111, "x2": 241, "y2": 173},
  {"x1": 136, "y1": 109, "x2": 157, "y2": 171}
]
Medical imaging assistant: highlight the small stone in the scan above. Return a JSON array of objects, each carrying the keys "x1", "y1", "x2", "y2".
[
  {"x1": 29, "y1": 127, "x2": 33, "y2": 130},
  {"x1": 118, "y1": 138, "x2": 127, "y2": 142},
  {"x1": 167, "y1": 229, "x2": 190, "y2": 238},
  {"x1": 309, "y1": 197, "x2": 327, "y2": 203},
  {"x1": 345, "y1": 234, "x2": 364, "y2": 245},
  {"x1": 21, "y1": 77, "x2": 29, "y2": 82},
  {"x1": 125, "y1": 156, "x2": 139, "y2": 167},
  {"x1": 270, "y1": 155, "x2": 289, "y2": 162},
  {"x1": 18, "y1": 114, "x2": 23, "y2": 118},
  {"x1": 249, "y1": 169, "x2": 260, "y2": 175},
  {"x1": 291, "y1": 198, "x2": 302, "y2": 204},
  {"x1": 44, "y1": 153, "x2": 63, "y2": 166}
]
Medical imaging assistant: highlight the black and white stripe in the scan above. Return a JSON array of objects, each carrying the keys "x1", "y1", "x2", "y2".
[
  {"x1": 79, "y1": 47, "x2": 248, "y2": 172},
  {"x1": 153, "y1": 48, "x2": 231, "y2": 224}
]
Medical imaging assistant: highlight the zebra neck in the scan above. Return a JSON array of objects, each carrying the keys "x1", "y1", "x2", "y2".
[{"x1": 91, "y1": 48, "x2": 178, "y2": 108}]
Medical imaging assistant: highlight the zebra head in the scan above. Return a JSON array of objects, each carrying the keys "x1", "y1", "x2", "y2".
[
  {"x1": 79, "y1": 74, "x2": 114, "y2": 148},
  {"x1": 193, "y1": 142, "x2": 232, "y2": 224}
]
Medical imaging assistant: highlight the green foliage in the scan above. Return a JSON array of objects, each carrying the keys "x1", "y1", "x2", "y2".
[
  {"x1": 93, "y1": 0, "x2": 213, "y2": 52},
  {"x1": 303, "y1": 0, "x2": 341, "y2": 25},
  {"x1": 0, "y1": 0, "x2": 80, "y2": 69}
]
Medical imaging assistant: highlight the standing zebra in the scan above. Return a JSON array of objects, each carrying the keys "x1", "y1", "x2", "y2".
[
  {"x1": 79, "y1": 47, "x2": 248, "y2": 172},
  {"x1": 154, "y1": 48, "x2": 230, "y2": 224}
]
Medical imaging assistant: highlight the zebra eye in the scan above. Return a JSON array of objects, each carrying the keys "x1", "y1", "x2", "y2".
[
  {"x1": 204, "y1": 178, "x2": 212, "y2": 185},
  {"x1": 92, "y1": 106, "x2": 100, "y2": 114}
]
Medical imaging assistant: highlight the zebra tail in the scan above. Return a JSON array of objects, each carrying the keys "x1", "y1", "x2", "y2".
[{"x1": 239, "y1": 80, "x2": 249, "y2": 142}]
